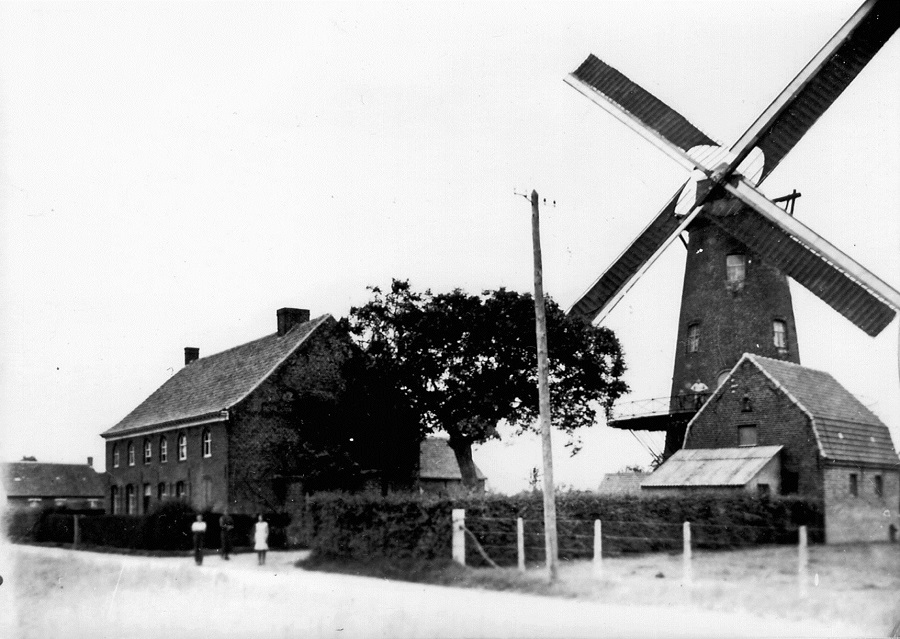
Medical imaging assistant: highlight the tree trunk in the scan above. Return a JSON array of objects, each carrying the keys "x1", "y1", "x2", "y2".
[{"x1": 448, "y1": 438, "x2": 480, "y2": 490}]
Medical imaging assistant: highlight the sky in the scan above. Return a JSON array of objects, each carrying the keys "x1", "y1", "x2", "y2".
[{"x1": 0, "y1": 1, "x2": 897, "y2": 494}]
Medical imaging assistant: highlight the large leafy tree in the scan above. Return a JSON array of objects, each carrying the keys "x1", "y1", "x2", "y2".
[{"x1": 348, "y1": 280, "x2": 628, "y2": 489}]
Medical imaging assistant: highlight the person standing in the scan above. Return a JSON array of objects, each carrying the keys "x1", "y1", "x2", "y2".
[
  {"x1": 191, "y1": 514, "x2": 207, "y2": 566},
  {"x1": 254, "y1": 514, "x2": 269, "y2": 566},
  {"x1": 219, "y1": 509, "x2": 234, "y2": 560}
]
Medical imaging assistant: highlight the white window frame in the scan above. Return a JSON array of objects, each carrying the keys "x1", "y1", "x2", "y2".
[
  {"x1": 773, "y1": 320, "x2": 787, "y2": 349},
  {"x1": 159, "y1": 436, "x2": 168, "y2": 463},
  {"x1": 127, "y1": 442, "x2": 135, "y2": 466},
  {"x1": 178, "y1": 433, "x2": 187, "y2": 461},
  {"x1": 113, "y1": 445, "x2": 120, "y2": 468},
  {"x1": 726, "y1": 254, "x2": 746, "y2": 283},
  {"x1": 202, "y1": 429, "x2": 211, "y2": 458},
  {"x1": 143, "y1": 439, "x2": 152, "y2": 464}
]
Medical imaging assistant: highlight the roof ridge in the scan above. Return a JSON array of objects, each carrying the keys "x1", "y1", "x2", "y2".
[{"x1": 192, "y1": 313, "x2": 331, "y2": 363}]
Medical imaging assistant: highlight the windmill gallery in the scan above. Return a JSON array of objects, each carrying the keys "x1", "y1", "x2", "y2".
[{"x1": 565, "y1": 0, "x2": 900, "y2": 542}]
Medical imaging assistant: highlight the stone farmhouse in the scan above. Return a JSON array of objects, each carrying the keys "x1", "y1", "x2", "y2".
[
  {"x1": 101, "y1": 308, "x2": 354, "y2": 516},
  {"x1": 644, "y1": 354, "x2": 900, "y2": 543},
  {"x1": 2, "y1": 458, "x2": 105, "y2": 511}
]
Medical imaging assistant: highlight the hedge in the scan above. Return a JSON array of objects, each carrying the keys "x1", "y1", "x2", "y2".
[
  {"x1": 11, "y1": 503, "x2": 291, "y2": 552},
  {"x1": 306, "y1": 491, "x2": 824, "y2": 567}
]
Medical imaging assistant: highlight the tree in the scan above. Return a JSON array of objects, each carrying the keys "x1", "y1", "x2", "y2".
[{"x1": 348, "y1": 280, "x2": 628, "y2": 489}]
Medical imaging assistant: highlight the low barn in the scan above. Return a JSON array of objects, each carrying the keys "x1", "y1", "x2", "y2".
[
  {"x1": 418, "y1": 437, "x2": 486, "y2": 494},
  {"x1": 2, "y1": 458, "x2": 106, "y2": 511},
  {"x1": 101, "y1": 308, "x2": 354, "y2": 516},
  {"x1": 646, "y1": 354, "x2": 899, "y2": 543}
]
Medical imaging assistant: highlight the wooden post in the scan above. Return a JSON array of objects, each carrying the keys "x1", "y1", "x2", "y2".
[
  {"x1": 452, "y1": 509, "x2": 465, "y2": 566},
  {"x1": 531, "y1": 190, "x2": 559, "y2": 584},
  {"x1": 798, "y1": 525, "x2": 808, "y2": 598},
  {"x1": 517, "y1": 517, "x2": 526, "y2": 572},
  {"x1": 682, "y1": 521, "x2": 692, "y2": 586},
  {"x1": 73, "y1": 514, "x2": 80, "y2": 548},
  {"x1": 593, "y1": 519, "x2": 602, "y2": 578}
]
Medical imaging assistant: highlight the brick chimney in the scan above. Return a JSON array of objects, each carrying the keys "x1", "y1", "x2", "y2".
[
  {"x1": 87, "y1": 456, "x2": 93, "y2": 467},
  {"x1": 277, "y1": 308, "x2": 310, "y2": 336},
  {"x1": 184, "y1": 347, "x2": 199, "y2": 366}
]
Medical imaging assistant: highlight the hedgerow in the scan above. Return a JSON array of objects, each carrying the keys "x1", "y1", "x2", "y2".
[{"x1": 306, "y1": 490, "x2": 823, "y2": 567}]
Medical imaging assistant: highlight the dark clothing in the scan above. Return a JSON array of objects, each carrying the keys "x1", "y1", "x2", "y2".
[
  {"x1": 220, "y1": 514, "x2": 234, "y2": 559},
  {"x1": 193, "y1": 532, "x2": 204, "y2": 565}
]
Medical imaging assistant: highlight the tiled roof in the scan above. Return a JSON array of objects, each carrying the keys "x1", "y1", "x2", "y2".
[
  {"x1": 597, "y1": 472, "x2": 648, "y2": 495},
  {"x1": 2, "y1": 462, "x2": 106, "y2": 498},
  {"x1": 419, "y1": 437, "x2": 486, "y2": 481},
  {"x1": 642, "y1": 446, "x2": 783, "y2": 488},
  {"x1": 103, "y1": 315, "x2": 332, "y2": 437},
  {"x1": 746, "y1": 355, "x2": 899, "y2": 466}
]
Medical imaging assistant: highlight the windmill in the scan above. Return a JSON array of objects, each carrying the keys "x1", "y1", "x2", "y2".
[{"x1": 565, "y1": 0, "x2": 900, "y2": 459}]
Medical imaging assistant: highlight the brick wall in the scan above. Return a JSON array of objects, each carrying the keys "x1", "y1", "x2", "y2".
[
  {"x1": 670, "y1": 221, "x2": 800, "y2": 399},
  {"x1": 105, "y1": 420, "x2": 229, "y2": 514},
  {"x1": 823, "y1": 464, "x2": 900, "y2": 543},
  {"x1": 685, "y1": 358, "x2": 823, "y2": 499}
]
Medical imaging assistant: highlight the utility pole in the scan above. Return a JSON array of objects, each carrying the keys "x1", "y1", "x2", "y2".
[{"x1": 530, "y1": 189, "x2": 559, "y2": 583}]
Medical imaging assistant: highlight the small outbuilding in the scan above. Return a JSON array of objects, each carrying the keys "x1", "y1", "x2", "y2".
[
  {"x1": 648, "y1": 353, "x2": 900, "y2": 543},
  {"x1": 2, "y1": 458, "x2": 106, "y2": 511},
  {"x1": 418, "y1": 437, "x2": 486, "y2": 494}
]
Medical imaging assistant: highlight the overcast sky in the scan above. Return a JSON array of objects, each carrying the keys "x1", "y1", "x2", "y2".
[{"x1": 1, "y1": 1, "x2": 897, "y2": 494}]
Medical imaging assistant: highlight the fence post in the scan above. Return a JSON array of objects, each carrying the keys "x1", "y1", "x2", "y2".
[
  {"x1": 73, "y1": 514, "x2": 80, "y2": 548},
  {"x1": 452, "y1": 509, "x2": 465, "y2": 566},
  {"x1": 593, "y1": 519, "x2": 602, "y2": 578},
  {"x1": 798, "y1": 525, "x2": 808, "y2": 598},
  {"x1": 517, "y1": 517, "x2": 525, "y2": 572},
  {"x1": 682, "y1": 521, "x2": 692, "y2": 587}
]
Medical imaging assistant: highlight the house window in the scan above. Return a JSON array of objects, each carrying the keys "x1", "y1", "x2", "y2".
[
  {"x1": 112, "y1": 445, "x2": 120, "y2": 468},
  {"x1": 874, "y1": 475, "x2": 883, "y2": 497},
  {"x1": 110, "y1": 486, "x2": 119, "y2": 514},
  {"x1": 773, "y1": 320, "x2": 787, "y2": 349},
  {"x1": 127, "y1": 442, "x2": 135, "y2": 466},
  {"x1": 143, "y1": 439, "x2": 152, "y2": 464},
  {"x1": 160, "y1": 436, "x2": 168, "y2": 463},
  {"x1": 738, "y1": 424, "x2": 758, "y2": 447},
  {"x1": 157, "y1": 482, "x2": 167, "y2": 500},
  {"x1": 143, "y1": 483, "x2": 151, "y2": 514},
  {"x1": 726, "y1": 254, "x2": 746, "y2": 283},
  {"x1": 178, "y1": 433, "x2": 187, "y2": 461},
  {"x1": 175, "y1": 481, "x2": 186, "y2": 499},
  {"x1": 687, "y1": 323, "x2": 700, "y2": 353},
  {"x1": 125, "y1": 484, "x2": 135, "y2": 514},
  {"x1": 202, "y1": 429, "x2": 212, "y2": 458},
  {"x1": 742, "y1": 396, "x2": 753, "y2": 412},
  {"x1": 849, "y1": 473, "x2": 858, "y2": 497}
]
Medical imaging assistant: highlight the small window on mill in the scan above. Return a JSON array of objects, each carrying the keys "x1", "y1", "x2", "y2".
[
  {"x1": 773, "y1": 320, "x2": 787, "y2": 350},
  {"x1": 726, "y1": 254, "x2": 746, "y2": 283},
  {"x1": 742, "y1": 396, "x2": 753, "y2": 412},
  {"x1": 738, "y1": 424, "x2": 758, "y2": 447},
  {"x1": 687, "y1": 323, "x2": 700, "y2": 353}
]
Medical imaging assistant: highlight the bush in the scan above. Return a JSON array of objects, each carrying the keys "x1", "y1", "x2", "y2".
[{"x1": 305, "y1": 490, "x2": 824, "y2": 567}]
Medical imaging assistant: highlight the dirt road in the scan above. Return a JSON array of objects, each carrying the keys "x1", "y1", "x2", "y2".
[{"x1": 5, "y1": 543, "x2": 866, "y2": 638}]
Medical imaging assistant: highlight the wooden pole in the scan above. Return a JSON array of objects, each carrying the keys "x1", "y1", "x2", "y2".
[
  {"x1": 73, "y1": 514, "x2": 80, "y2": 548},
  {"x1": 517, "y1": 517, "x2": 526, "y2": 572},
  {"x1": 452, "y1": 509, "x2": 466, "y2": 566},
  {"x1": 682, "y1": 521, "x2": 692, "y2": 586},
  {"x1": 798, "y1": 525, "x2": 808, "y2": 598},
  {"x1": 593, "y1": 519, "x2": 602, "y2": 578},
  {"x1": 531, "y1": 190, "x2": 559, "y2": 583}
]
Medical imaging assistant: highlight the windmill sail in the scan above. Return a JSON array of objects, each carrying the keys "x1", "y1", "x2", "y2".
[{"x1": 729, "y1": 0, "x2": 900, "y2": 181}]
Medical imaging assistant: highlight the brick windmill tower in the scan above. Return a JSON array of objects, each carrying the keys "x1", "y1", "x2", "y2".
[{"x1": 565, "y1": 0, "x2": 900, "y2": 460}]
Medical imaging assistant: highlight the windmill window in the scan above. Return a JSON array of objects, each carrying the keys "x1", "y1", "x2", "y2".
[
  {"x1": 687, "y1": 323, "x2": 700, "y2": 353},
  {"x1": 127, "y1": 442, "x2": 135, "y2": 466},
  {"x1": 738, "y1": 424, "x2": 757, "y2": 447},
  {"x1": 773, "y1": 320, "x2": 787, "y2": 349},
  {"x1": 849, "y1": 473, "x2": 858, "y2": 497},
  {"x1": 742, "y1": 396, "x2": 753, "y2": 412},
  {"x1": 159, "y1": 436, "x2": 168, "y2": 463},
  {"x1": 726, "y1": 254, "x2": 746, "y2": 283}
]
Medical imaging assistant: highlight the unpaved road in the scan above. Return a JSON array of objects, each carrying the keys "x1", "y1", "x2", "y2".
[{"x1": 3, "y1": 543, "x2": 866, "y2": 638}]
